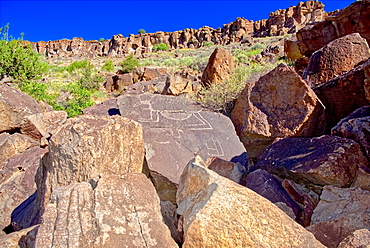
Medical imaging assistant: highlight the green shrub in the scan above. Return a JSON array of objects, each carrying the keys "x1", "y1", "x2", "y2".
[
  {"x1": 19, "y1": 80, "x2": 57, "y2": 104},
  {"x1": 153, "y1": 43, "x2": 169, "y2": 51},
  {"x1": 101, "y1": 59, "x2": 114, "y2": 72},
  {"x1": 65, "y1": 59, "x2": 92, "y2": 73},
  {"x1": 203, "y1": 41, "x2": 214, "y2": 47},
  {"x1": 99, "y1": 38, "x2": 105, "y2": 42},
  {"x1": 138, "y1": 29, "x2": 146, "y2": 34},
  {"x1": 120, "y1": 54, "x2": 139, "y2": 73}
]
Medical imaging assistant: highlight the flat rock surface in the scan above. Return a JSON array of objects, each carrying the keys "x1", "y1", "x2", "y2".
[
  {"x1": 117, "y1": 94, "x2": 247, "y2": 185},
  {"x1": 0, "y1": 85, "x2": 42, "y2": 133},
  {"x1": 176, "y1": 156, "x2": 325, "y2": 248},
  {"x1": 35, "y1": 174, "x2": 177, "y2": 247},
  {"x1": 0, "y1": 147, "x2": 47, "y2": 231},
  {"x1": 252, "y1": 135, "x2": 368, "y2": 189},
  {"x1": 307, "y1": 186, "x2": 370, "y2": 248}
]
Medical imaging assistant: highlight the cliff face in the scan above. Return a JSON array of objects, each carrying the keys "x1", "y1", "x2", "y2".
[{"x1": 31, "y1": 1, "x2": 326, "y2": 58}]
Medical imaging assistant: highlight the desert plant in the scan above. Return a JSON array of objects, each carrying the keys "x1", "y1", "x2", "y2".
[
  {"x1": 120, "y1": 54, "x2": 139, "y2": 73},
  {"x1": 101, "y1": 59, "x2": 115, "y2": 72},
  {"x1": 0, "y1": 24, "x2": 48, "y2": 82},
  {"x1": 138, "y1": 29, "x2": 146, "y2": 34},
  {"x1": 153, "y1": 43, "x2": 169, "y2": 51},
  {"x1": 99, "y1": 38, "x2": 105, "y2": 42},
  {"x1": 203, "y1": 41, "x2": 214, "y2": 47}
]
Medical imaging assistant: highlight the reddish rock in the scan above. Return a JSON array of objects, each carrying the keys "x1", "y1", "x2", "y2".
[
  {"x1": 0, "y1": 225, "x2": 39, "y2": 247},
  {"x1": 0, "y1": 85, "x2": 42, "y2": 133},
  {"x1": 303, "y1": 33, "x2": 370, "y2": 86},
  {"x1": 132, "y1": 67, "x2": 168, "y2": 83},
  {"x1": 297, "y1": 0, "x2": 370, "y2": 56},
  {"x1": 205, "y1": 156, "x2": 246, "y2": 184},
  {"x1": 164, "y1": 74, "x2": 193, "y2": 96},
  {"x1": 337, "y1": 229, "x2": 370, "y2": 248},
  {"x1": 252, "y1": 135, "x2": 369, "y2": 189},
  {"x1": 21, "y1": 111, "x2": 67, "y2": 145},
  {"x1": 124, "y1": 75, "x2": 168, "y2": 94},
  {"x1": 282, "y1": 179, "x2": 319, "y2": 227},
  {"x1": 314, "y1": 59, "x2": 370, "y2": 130},
  {"x1": 241, "y1": 169, "x2": 303, "y2": 224},
  {"x1": 0, "y1": 133, "x2": 39, "y2": 167},
  {"x1": 350, "y1": 166, "x2": 370, "y2": 190},
  {"x1": 201, "y1": 47, "x2": 235, "y2": 87},
  {"x1": 331, "y1": 106, "x2": 370, "y2": 159},
  {"x1": 284, "y1": 37, "x2": 303, "y2": 60},
  {"x1": 34, "y1": 174, "x2": 177, "y2": 247},
  {"x1": 231, "y1": 63, "x2": 326, "y2": 159},
  {"x1": 307, "y1": 186, "x2": 370, "y2": 248},
  {"x1": 104, "y1": 73, "x2": 133, "y2": 93},
  {"x1": 0, "y1": 147, "x2": 47, "y2": 231}
]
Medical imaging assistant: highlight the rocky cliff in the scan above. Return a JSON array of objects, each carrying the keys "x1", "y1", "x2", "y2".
[{"x1": 30, "y1": 1, "x2": 326, "y2": 58}]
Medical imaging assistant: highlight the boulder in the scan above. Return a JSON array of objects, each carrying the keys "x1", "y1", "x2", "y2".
[
  {"x1": 205, "y1": 156, "x2": 246, "y2": 184},
  {"x1": 34, "y1": 174, "x2": 177, "y2": 247},
  {"x1": 231, "y1": 63, "x2": 326, "y2": 160},
  {"x1": 351, "y1": 166, "x2": 370, "y2": 190},
  {"x1": 331, "y1": 106, "x2": 370, "y2": 159},
  {"x1": 0, "y1": 147, "x2": 47, "y2": 232},
  {"x1": 117, "y1": 94, "x2": 247, "y2": 202},
  {"x1": 104, "y1": 73, "x2": 133, "y2": 93},
  {"x1": 0, "y1": 225, "x2": 39, "y2": 247},
  {"x1": 0, "y1": 85, "x2": 42, "y2": 132},
  {"x1": 337, "y1": 229, "x2": 370, "y2": 248},
  {"x1": 241, "y1": 169, "x2": 303, "y2": 224},
  {"x1": 124, "y1": 75, "x2": 168, "y2": 94},
  {"x1": 284, "y1": 38, "x2": 303, "y2": 60},
  {"x1": 302, "y1": 33, "x2": 370, "y2": 86},
  {"x1": 307, "y1": 186, "x2": 370, "y2": 248},
  {"x1": 176, "y1": 156, "x2": 325, "y2": 247},
  {"x1": 201, "y1": 47, "x2": 235, "y2": 87},
  {"x1": 21, "y1": 111, "x2": 67, "y2": 146},
  {"x1": 132, "y1": 67, "x2": 168, "y2": 83},
  {"x1": 164, "y1": 74, "x2": 193, "y2": 96},
  {"x1": 297, "y1": 0, "x2": 370, "y2": 56},
  {"x1": 82, "y1": 98, "x2": 120, "y2": 116},
  {"x1": 314, "y1": 59, "x2": 370, "y2": 130},
  {"x1": 252, "y1": 135, "x2": 368, "y2": 190},
  {"x1": 0, "y1": 133, "x2": 39, "y2": 167}
]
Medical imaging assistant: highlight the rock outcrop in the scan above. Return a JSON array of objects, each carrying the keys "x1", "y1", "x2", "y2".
[
  {"x1": 176, "y1": 156, "x2": 325, "y2": 247},
  {"x1": 297, "y1": 0, "x2": 370, "y2": 56},
  {"x1": 31, "y1": 1, "x2": 327, "y2": 58},
  {"x1": 117, "y1": 94, "x2": 247, "y2": 202},
  {"x1": 314, "y1": 58, "x2": 370, "y2": 130},
  {"x1": 231, "y1": 63, "x2": 325, "y2": 159},
  {"x1": 34, "y1": 174, "x2": 177, "y2": 247},
  {"x1": 302, "y1": 33, "x2": 370, "y2": 86},
  {"x1": 0, "y1": 85, "x2": 43, "y2": 133},
  {"x1": 307, "y1": 186, "x2": 370, "y2": 247},
  {"x1": 201, "y1": 47, "x2": 235, "y2": 87},
  {"x1": 252, "y1": 135, "x2": 368, "y2": 190}
]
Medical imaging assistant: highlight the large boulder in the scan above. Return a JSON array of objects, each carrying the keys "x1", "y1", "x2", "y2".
[
  {"x1": 252, "y1": 135, "x2": 369, "y2": 190},
  {"x1": 337, "y1": 229, "x2": 370, "y2": 248},
  {"x1": 176, "y1": 156, "x2": 325, "y2": 247},
  {"x1": 307, "y1": 186, "x2": 370, "y2": 248},
  {"x1": 314, "y1": 59, "x2": 370, "y2": 130},
  {"x1": 331, "y1": 106, "x2": 370, "y2": 159},
  {"x1": 303, "y1": 33, "x2": 370, "y2": 86},
  {"x1": 44, "y1": 114, "x2": 144, "y2": 194},
  {"x1": 0, "y1": 85, "x2": 42, "y2": 132},
  {"x1": 205, "y1": 156, "x2": 246, "y2": 184},
  {"x1": 231, "y1": 63, "x2": 326, "y2": 159},
  {"x1": 21, "y1": 111, "x2": 68, "y2": 145},
  {"x1": 117, "y1": 94, "x2": 247, "y2": 202},
  {"x1": 296, "y1": 0, "x2": 370, "y2": 56},
  {"x1": 0, "y1": 133, "x2": 39, "y2": 167},
  {"x1": 0, "y1": 147, "x2": 47, "y2": 232},
  {"x1": 34, "y1": 174, "x2": 177, "y2": 247},
  {"x1": 201, "y1": 47, "x2": 235, "y2": 87}
]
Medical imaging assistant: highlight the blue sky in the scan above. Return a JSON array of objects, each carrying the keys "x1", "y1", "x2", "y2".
[{"x1": 0, "y1": 0, "x2": 354, "y2": 42}]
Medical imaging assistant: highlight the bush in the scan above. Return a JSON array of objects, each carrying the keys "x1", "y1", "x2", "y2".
[
  {"x1": 203, "y1": 41, "x2": 214, "y2": 47},
  {"x1": 99, "y1": 38, "x2": 105, "y2": 42},
  {"x1": 153, "y1": 43, "x2": 169, "y2": 51},
  {"x1": 120, "y1": 54, "x2": 139, "y2": 73},
  {"x1": 101, "y1": 59, "x2": 114, "y2": 72},
  {"x1": 138, "y1": 29, "x2": 146, "y2": 34},
  {"x1": 0, "y1": 23, "x2": 48, "y2": 83}
]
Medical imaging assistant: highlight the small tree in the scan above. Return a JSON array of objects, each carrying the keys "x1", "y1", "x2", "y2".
[
  {"x1": 153, "y1": 43, "x2": 169, "y2": 52},
  {"x1": 120, "y1": 54, "x2": 139, "y2": 73},
  {"x1": 138, "y1": 29, "x2": 146, "y2": 34}
]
